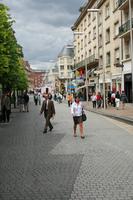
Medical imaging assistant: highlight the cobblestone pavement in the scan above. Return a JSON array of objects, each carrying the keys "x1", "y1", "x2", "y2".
[{"x1": 0, "y1": 99, "x2": 133, "y2": 200}]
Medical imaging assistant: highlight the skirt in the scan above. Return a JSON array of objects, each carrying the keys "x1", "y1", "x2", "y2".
[{"x1": 73, "y1": 116, "x2": 83, "y2": 125}]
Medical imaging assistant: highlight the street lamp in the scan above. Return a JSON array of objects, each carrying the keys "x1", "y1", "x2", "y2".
[{"x1": 73, "y1": 31, "x2": 89, "y2": 102}]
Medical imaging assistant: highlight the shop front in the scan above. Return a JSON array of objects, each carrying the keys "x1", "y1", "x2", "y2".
[
  {"x1": 112, "y1": 77, "x2": 122, "y2": 93},
  {"x1": 124, "y1": 73, "x2": 132, "y2": 102}
]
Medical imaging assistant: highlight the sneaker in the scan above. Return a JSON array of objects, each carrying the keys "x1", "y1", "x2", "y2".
[
  {"x1": 43, "y1": 130, "x2": 47, "y2": 134},
  {"x1": 73, "y1": 134, "x2": 77, "y2": 137},
  {"x1": 49, "y1": 127, "x2": 53, "y2": 131}
]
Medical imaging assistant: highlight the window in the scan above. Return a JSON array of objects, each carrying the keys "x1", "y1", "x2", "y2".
[
  {"x1": 68, "y1": 58, "x2": 72, "y2": 64},
  {"x1": 78, "y1": 42, "x2": 80, "y2": 52},
  {"x1": 93, "y1": 26, "x2": 96, "y2": 39},
  {"x1": 92, "y1": 12, "x2": 96, "y2": 21},
  {"x1": 85, "y1": 35, "x2": 87, "y2": 47},
  {"x1": 98, "y1": 12, "x2": 102, "y2": 25},
  {"x1": 60, "y1": 65, "x2": 64, "y2": 70},
  {"x1": 88, "y1": 31, "x2": 91, "y2": 43},
  {"x1": 114, "y1": 21, "x2": 119, "y2": 37},
  {"x1": 106, "y1": 52, "x2": 111, "y2": 66},
  {"x1": 114, "y1": 48, "x2": 120, "y2": 63},
  {"x1": 106, "y1": 28, "x2": 110, "y2": 43},
  {"x1": 60, "y1": 72, "x2": 64, "y2": 77},
  {"x1": 114, "y1": 0, "x2": 119, "y2": 9},
  {"x1": 124, "y1": 39, "x2": 130, "y2": 59},
  {"x1": 60, "y1": 58, "x2": 64, "y2": 64},
  {"x1": 99, "y1": 55, "x2": 103, "y2": 68},
  {"x1": 84, "y1": 19, "x2": 87, "y2": 30},
  {"x1": 81, "y1": 39, "x2": 83, "y2": 50},
  {"x1": 67, "y1": 65, "x2": 72, "y2": 70},
  {"x1": 85, "y1": 51, "x2": 87, "y2": 58},
  {"x1": 88, "y1": 13, "x2": 91, "y2": 25},
  {"x1": 105, "y1": 3, "x2": 110, "y2": 19},
  {"x1": 89, "y1": 49, "x2": 92, "y2": 56},
  {"x1": 67, "y1": 72, "x2": 71, "y2": 77},
  {"x1": 99, "y1": 34, "x2": 103, "y2": 47},
  {"x1": 81, "y1": 23, "x2": 83, "y2": 32},
  {"x1": 93, "y1": 46, "x2": 97, "y2": 57}
]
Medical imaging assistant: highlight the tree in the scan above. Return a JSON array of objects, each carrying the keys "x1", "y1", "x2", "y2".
[{"x1": 0, "y1": 3, "x2": 28, "y2": 92}]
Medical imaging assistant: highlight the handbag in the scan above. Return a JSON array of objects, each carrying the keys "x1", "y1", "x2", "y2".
[{"x1": 82, "y1": 110, "x2": 87, "y2": 121}]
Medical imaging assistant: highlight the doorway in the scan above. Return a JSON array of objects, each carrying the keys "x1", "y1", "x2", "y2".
[{"x1": 124, "y1": 73, "x2": 132, "y2": 103}]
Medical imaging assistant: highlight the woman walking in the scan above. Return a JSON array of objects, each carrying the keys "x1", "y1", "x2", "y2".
[
  {"x1": 91, "y1": 92, "x2": 97, "y2": 108},
  {"x1": 71, "y1": 96, "x2": 85, "y2": 139},
  {"x1": 120, "y1": 91, "x2": 128, "y2": 109}
]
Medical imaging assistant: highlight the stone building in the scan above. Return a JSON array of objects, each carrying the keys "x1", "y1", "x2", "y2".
[{"x1": 72, "y1": 0, "x2": 133, "y2": 102}]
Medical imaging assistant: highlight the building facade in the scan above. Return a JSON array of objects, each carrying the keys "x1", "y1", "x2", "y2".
[
  {"x1": 117, "y1": 0, "x2": 133, "y2": 102},
  {"x1": 58, "y1": 45, "x2": 74, "y2": 94},
  {"x1": 44, "y1": 65, "x2": 59, "y2": 93},
  {"x1": 23, "y1": 60, "x2": 34, "y2": 90},
  {"x1": 72, "y1": 0, "x2": 133, "y2": 102},
  {"x1": 30, "y1": 70, "x2": 45, "y2": 90}
]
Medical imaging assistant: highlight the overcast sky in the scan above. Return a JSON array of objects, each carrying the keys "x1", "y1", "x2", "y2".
[{"x1": 1, "y1": 0, "x2": 85, "y2": 69}]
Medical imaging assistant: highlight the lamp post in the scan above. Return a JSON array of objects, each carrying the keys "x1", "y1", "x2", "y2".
[
  {"x1": 73, "y1": 31, "x2": 88, "y2": 102},
  {"x1": 87, "y1": 8, "x2": 106, "y2": 109}
]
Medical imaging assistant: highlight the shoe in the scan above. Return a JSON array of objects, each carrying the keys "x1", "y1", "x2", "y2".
[
  {"x1": 49, "y1": 127, "x2": 53, "y2": 131},
  {"x1": 81, "y1": 136, "x2": 85, "y2": 139},
  {"x1": 73, "y1": 134, "x2": 77, "y2": 137},
  {"x1": 43, "y1": 130, "x2": 47, "y2": 134}
]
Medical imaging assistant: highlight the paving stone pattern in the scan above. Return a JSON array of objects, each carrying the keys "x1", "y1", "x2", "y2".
[
  {"x1": 0, "y1": 102, "x2": 83, "y2": 200},
  {"x1": 0, "y1": 100, "x2": 133, "y2": 200}
]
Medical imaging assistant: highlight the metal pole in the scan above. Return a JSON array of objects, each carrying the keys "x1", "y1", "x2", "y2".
[
  {"x1": 85, "y1": 36, "x2": 88, "y2": 102},
  {"x1": 120, "y1": 10, "x2": 124, "y2": 91},
  {"x1": 85, "y1": 61, "x2": 88, "y2": 102},
  {"x1": 129, "y1": 0, "x2": 133, "y2": 102}
]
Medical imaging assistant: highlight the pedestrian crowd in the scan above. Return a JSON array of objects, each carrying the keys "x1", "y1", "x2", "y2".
[
  {"x1": 0, "y1": 87, "x2": 129, "y2": 140},
  {"x1": 90, "y1": 90, "x2": 128, "y2": 110},
  {"x1": 18, "y1": 91, "x2": 29, "y2": 112}
]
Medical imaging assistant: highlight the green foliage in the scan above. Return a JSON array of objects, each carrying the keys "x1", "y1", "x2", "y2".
[{"x1": 0, "y1": 3, "x2": 28, "y2": 91}]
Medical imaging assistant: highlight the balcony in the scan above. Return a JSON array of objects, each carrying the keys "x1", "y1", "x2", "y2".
[
  {"x1": 119, "y1": 18, "x2": 133, "y2": 37},
  {"x1": 74, "y1": 54, "x2": 99, "y2": 70},
  {"x1": 118, "y1": 0, "x2": 129, "y2": 10}
]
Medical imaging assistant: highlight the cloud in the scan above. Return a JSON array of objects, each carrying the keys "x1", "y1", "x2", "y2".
[{"x1": 2, "y1": 0, "x2": 84, "y2": 69}]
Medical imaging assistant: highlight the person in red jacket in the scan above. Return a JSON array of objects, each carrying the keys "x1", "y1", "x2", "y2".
[{"x1": 96, "y1": 92, "x2": 102, "y2": 108}]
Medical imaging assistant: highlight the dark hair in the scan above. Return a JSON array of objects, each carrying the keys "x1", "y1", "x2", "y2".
[{"x1": 48, "y1": 94, "x2": 52, "y2": 100}]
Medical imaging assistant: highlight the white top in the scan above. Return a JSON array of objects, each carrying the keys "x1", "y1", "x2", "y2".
[
  {"x1": 111, "y1": 93, "x2": 115, "y2": 98},
  {"x1": 91, "y1": 95, "x2": 97, "y2": 101},
  {"x1": 71, "y1": 101, "x2": 83, "y2": 117}
]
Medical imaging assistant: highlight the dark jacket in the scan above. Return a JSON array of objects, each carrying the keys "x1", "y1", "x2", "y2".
[
  {"x1": 40, "y1": 99, "x2": 55, "y2": 117},
  {"x1": 121, "y1": 93, "x2": 128, "y2": 103},
  {"x1": 24, "y1": 94, "x2": 29, "y2": 103},
  {"x1": 1, "y1": 95, "x2": 11, "y2": 110}
]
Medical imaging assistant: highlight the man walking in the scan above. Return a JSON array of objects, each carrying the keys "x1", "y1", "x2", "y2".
[
  {"x1": 23, "y1": 91, "x2": 29, "y2": 112},
  {"x1": 1, "y1": 91, "x2": 11, "y2": 123},
  {"x1": 40, "y1": 93, "x2": 55, "y2": 134}
]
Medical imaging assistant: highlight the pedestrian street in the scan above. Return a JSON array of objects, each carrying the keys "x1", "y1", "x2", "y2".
[{"x1": 0, "y1": 99, "x2": 133, "y2": 200}]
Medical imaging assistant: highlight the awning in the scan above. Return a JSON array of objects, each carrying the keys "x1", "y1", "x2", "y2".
[{"x1": 76, "y1": 85, "x2": 87, "y2": 91}]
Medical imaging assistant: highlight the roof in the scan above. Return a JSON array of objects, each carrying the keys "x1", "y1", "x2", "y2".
[{"x1": 58, "y1": 45, "x2": 74, "y2": 58}]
